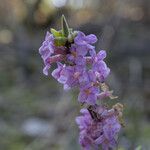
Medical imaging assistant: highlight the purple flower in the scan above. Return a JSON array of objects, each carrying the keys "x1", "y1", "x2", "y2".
[
  {"x1": 78, "y1": 69, "x2": 101, "y2": 105},
  {"x1": 94, "y1": 61, "x2": 110, "y2": 82},
  {"x1": 39, "y1": 32, "x2": 65, "y2": 75},
  {"x1": 67, "y1": 44, "x2": 86, "y2": 66},
  {"x1": 95, "y1": 116, "x2": 121, "y2": 150},
  {"x1": 39, "y1": 32, "x2": 55, "y2": 75},
  {"x1": 92, "y1": 50, "x2": 110, "y2": 82},
  {"x1": 75, "y1": 31, "x2": 97, "y2": 45},
  {"x1": 76, "y1": 108, "x2": 98, "y2": 150},
  {"x1": 43, "y1": 63, "x2": 51, "y2": 76},
  {"x1": 87, "y1": 70, "x2": 97, "y2": 83},
  {"x1": 76, "y1": 106, "x2": 121, "y2": 150},
  {"x1": 74, "y1": 32, "x2": 97, "y2": 56},
  {"x1": 39, "y1": 32, "x2": 55, "y2": 62},
  {"x1": 39, "y1": 22, "x2": 123, "y2": 150},
  {"x1": 64, "y1": 65, "x2": 88, "y2": 89},
  {"x1": 78, "y1": 83, "x2": 99, "y2": 105},
  {"x1": 94, "y1": 50, "x2": 106, "y2": 60},
  {"x1": 51, "y1": 62, "x2": 67, "y2": 84},
  {"x1": 103, "y1": 116, "x2": 121, "y2": 140}
]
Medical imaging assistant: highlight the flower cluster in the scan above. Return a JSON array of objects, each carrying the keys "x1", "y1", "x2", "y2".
[
  {"x1": 76, "y1": 103, "x2": 123, "y2": 150},
  {"x1": 39, "y1": 31, "x2": 110, "y2": 105},
  {"x1": 39, "y1": 15, "x2": 124, "y2": 150}
]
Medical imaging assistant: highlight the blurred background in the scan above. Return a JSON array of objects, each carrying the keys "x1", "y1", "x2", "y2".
[{"x1": 0, "y1": 0, "x2": 150, "y2": 149}]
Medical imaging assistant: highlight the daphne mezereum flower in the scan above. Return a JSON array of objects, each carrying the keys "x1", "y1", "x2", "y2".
[
  {"x1": 39, "y1": 30, "x2": 111, "y2": 105},
  {"x1": 91, "y1": 50, "x2": 110, "y2": 82},
  {"x1": 51, "y1": 62, "x2": 67, "y2": 84},
  {"x1": 66, "y1": 44, "x2": 86, "y2": 66},
  {"x1": 74, "y1": 32, "x2": 96, "y2": 60},
  {"x1": 39, "y1": 32, "x2": 65, "y2": 75},
  {"x1": 78, "y1": 69, "x2": 100, "y2": 105},
  {"x1": 74, "y1": 31, "x2": 97, "y2": 46},
  {"x1": 65, "y1": 65, "x2": 88, "y2": 88},
  {"x1": 78, "y1": 83, "x2": 100, "y2": 105},
  {"x1": 76, "y1": 106, "x2": 121, "y2": 150},
  {"x1": 39, "y1": 15, "x2": 124, "y2": 150},
  {"x1": 39, "y1": 30, "x2": 111, "y2": 104},
  {"x1": 67, "y1": 54, "x2": 86, "y2": 67},
  {"x1": 39, "y1": 32, "x2": 54, "y2": 75},
  {"x1": 39, "y1": 32, "x2": 54, "y2": 58}
]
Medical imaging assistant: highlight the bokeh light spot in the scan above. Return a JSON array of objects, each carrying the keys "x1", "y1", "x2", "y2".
[
  {"x1": 52, "y1": 0, "x2": 67, "y2": 8},
  {"x1": 0, "y1": 29, "x2": 13, "y2": 44}
]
